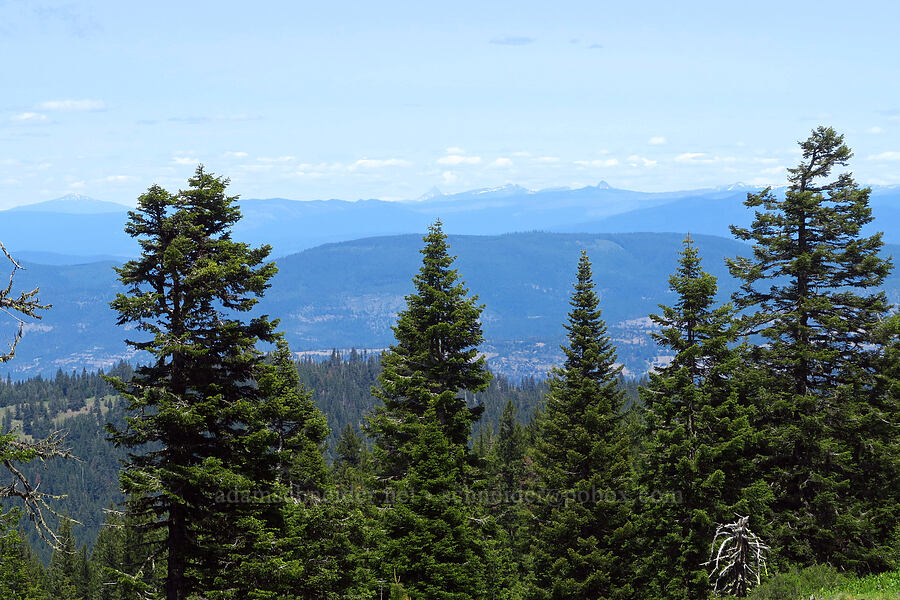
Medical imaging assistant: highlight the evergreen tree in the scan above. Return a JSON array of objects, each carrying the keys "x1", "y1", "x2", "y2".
[
  {"x1": 333, "y1": 423, "x2": 374, "y2": 492},
  {"x1": 0, "y1": 509, "x2": 47, "y2": 600},
  {"x1": 636, "y1": 237, "x2": 767, "y2": 600},
  {"x1": 530, "y1": 251, "x2": 634, "y2": 600},
  {"x1": 46, "y1": 518, "x2": 82, "y2": 600},
  {"x1": 208, "y1": 339, "x2": 376, "y2": 599},
  {"x1": 727, "y1": 127, "x2": 895, "y2": 568},
  {"x1": 485, "y1": 399, "x2": 532, "y2": 598},
  {"x1": 106, "y1": 167, "x2": 280, "y2": 600},
  {"x1": 367, "y1": 221, "x2": 494, "y2": 599}
]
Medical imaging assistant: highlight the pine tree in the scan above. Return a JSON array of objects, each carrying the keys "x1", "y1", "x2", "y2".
[
  {"x1": 530, "y1": 251, "x2": 634, "y2": 600},
  {"x1": 727, "y1": 127, "x2": 895, "y2": 569},
  {"x1": 636, "y1": 237, "x2": 767, "y2": 600},
  {"x1": 106, "y1": 167, "x2": 280, "y2": 600},
  {"x1": 367, "y1": 220, "x2": 494, "y2": 599}
]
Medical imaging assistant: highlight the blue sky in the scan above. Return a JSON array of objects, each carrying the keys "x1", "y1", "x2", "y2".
[{"x1": 1, "y1": 0, "x2": 898, "y2": 208}]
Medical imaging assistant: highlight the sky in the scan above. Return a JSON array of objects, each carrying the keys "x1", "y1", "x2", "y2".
[{"x1": 1, "y1": 0, "x2": 899, "y2": 209}]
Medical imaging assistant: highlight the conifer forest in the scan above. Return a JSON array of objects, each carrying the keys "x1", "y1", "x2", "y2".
[{"x1": 1, "y1": 128, "x2": 898, "y2": 600}]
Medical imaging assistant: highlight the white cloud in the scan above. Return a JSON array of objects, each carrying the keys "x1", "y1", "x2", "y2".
[
  {"x1": 760, "y1": 165, "x2": 786, "y2": 175},
  {"x1": 490, "y1": 157, "x2": 513, "y2": 168},
  {"x1": 12, "y1": 112, "x2": 48, "y2": 122},
  {"x1": 648, "y1": 136, "x2": 667, "y2": 145},
  {"x1": 173, "y1": 156, "x2": 199, "y2": 165},
  {"x1": 446, "y1": 147, "x2": 466, "y2": 154},
  {"x1": 104, "y1": 175, "x2": 135, "y2": 182},
  {"x1": 867, "y1": 126, "x2": 885, "y2": 134},
  {"x1": 38, "y1": 99, "x2": 105, "y2": 111},
  {"x1": 575, "y1": 158, "x2": 619, "y2": 168},
  {"x1": 225, "y1": 151, "x2": 249, "y2": 158},
  {"x1": 441, "y1": 171, "x2": 458, "y2": 184},
  {"x1": 349, "y1": 158, "x2": 412, "y2": 170},
  {"x1": 627, "y1": 155, "x2": 657, "y2": 167},
  {"x1": 674, "y1": 153, "x2": 734, "y2": 164},
  {"x1": 868, "y1": 151, "x2": 900, "y2": 161},
  {"x1": 68, "y1": 181, "x2": 86, "y2": 189},
  {"x1": 437, "y1": 155, "x2": 482, "y2": 166},
  {"x1": 675, "y1": 152, "x2": 708, "y2": 163},
  {"x1": 533, "y1": 156, "x2": 561, "y2": 163},
  {"x1": 257, "y1": 156, "x2": 296, "y2": 163}
]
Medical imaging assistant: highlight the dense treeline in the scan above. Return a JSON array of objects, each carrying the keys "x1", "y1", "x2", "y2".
[
  {"x1": 0, "y1": 356, "x2": 562, "y2": 559},
  {"x1": 0, "y1": 128, "x2": 897, "y2": 599}
]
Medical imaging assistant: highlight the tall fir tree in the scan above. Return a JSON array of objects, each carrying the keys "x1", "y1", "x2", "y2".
[
  {"x1": 727, "y1": 127, "x2": 896, "y2": 569},
  {"x1": 636, "y1": 237, "x2": 767, "y2": 600},
  {"x1": 529, "y1": 251, "x2": 634, "y2": 600},
  {"x1": 367, "y1": 221, "x2": 495, "y2": 599},
  {"x1": 209, "y1": 339, "x2": 375, "y2": 599},
  {"x1": 107, "y1": 167, "x2": 281, "y2": 600}
]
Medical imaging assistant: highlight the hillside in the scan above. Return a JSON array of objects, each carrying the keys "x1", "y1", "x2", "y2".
[{"x1": 2, "y1": 231, "x2": 899, "y2": 379}]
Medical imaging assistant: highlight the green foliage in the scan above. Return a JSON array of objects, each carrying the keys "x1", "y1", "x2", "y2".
[
  {"x1": 368, "y1": 221, "x2": 496, "y2": 599},
  {"x1": 636, "y1": 237, "x2": 769, "y2": 599},
  {"x1": 745, "y1": 564, "x2": 848, "y2": 600},
  {"x1": 0, "y1": 509, "x2": 47, "y2": 600},
  {"x1": 106, "y1": 167, "x2": 281, "y2": 599},
  {"x1": 530, "y1": 251, "x2": 634, "y2": 600},
  {"x1": 727, "y1": 127, "x2": 897, "y2": 570}
]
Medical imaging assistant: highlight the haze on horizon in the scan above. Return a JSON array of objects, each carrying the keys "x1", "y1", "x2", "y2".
[{"x1": 1, "y1": 0, "x2": 898, "y2": 210}]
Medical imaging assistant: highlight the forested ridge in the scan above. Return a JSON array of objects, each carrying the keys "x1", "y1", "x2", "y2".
[{"x1": 0, "y1": 128, "x2": 897, "y2": 599}]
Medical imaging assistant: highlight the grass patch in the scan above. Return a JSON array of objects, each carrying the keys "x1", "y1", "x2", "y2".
[{"x1": 742, "y1": 565, "x2": 900, "y2": 600}]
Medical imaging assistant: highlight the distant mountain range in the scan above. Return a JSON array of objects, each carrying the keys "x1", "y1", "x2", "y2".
[
  {"x1": 3, "y1": 184, "x2": 898, "y2": 262},
  {"x1": 1, "y1": 183, "x2": 897, "y2": 378},
  {"x1": 2, "y1": 231, "x2": 899, "y2": 380}
]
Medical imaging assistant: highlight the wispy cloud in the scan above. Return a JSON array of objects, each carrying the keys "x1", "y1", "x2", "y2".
[
  {"x1": 349, "y1": 158, "x2": 412, "y2": 170},
  {"x1": 168, "y1": 114, "x2": 259, "y2": 124},
  {"x1": 438, "y1": 155, "x2": 481, "y2": 166},
  {"x1": 257, "y1": 156, "x2": 296, "y2": 163},
  {"x1": 224, "y1": 151, "x2": 249, "y2": 158},
  {"x1": 533, "y1": 156, "x2": 560, "y2": 163},
  {"x1": 172, "y1": 156, "x2": 199, "y2": 165},
  {"x1": 627, "y1": 155, "x2": 657, "y2": 167},
  {"x1": 104, "y1": 175, "x2": 135, "y2": 182},
  {"x1": 674, "y1": 153, "x2": 735, "y2": 164},
  {"x1": 867, "y1": 126, "x2": 885, "y2": 134},
  {"x1": 490, "y1": 36, "x2": 536, "y2": 46},
  {"x1": 446, "y1": 146, "x2": 466, "y2": 154},
  {"x1": 489, "y1": 157, "x2": 513, "y2": 168},
  {"x1": 12, "y1": 112, "x2": 48, "y2": 122},
  {"x1": 675, "y1": 152, "x2": 708, "y2": 162},
  {"x1": 588, "y1": 43, "x2": 603, "y2": 49},
  {"x1": 575, "y1": 158, "x2": 619, "y2": 168},
  {"x1": 38, "y1": 99, "x2": 105, "y2": 111},
  {"x1": 868, "y1": 151, "x2": 900, "y2": 161},
  {"x1": 648, "y1": 136, "x2": 667, "y2": 145}
]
